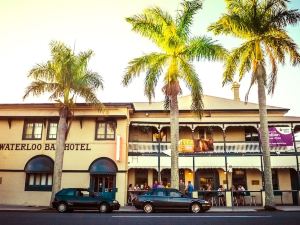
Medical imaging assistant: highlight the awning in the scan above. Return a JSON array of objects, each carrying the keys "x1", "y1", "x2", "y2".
[
  {"x1": 24, "y1": 155, "x2": 54, "y2": 173},
  {"x1": 89, "y1": 158, "x2": 118, "y2": 174}
]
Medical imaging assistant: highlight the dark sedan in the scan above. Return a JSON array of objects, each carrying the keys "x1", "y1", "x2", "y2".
[
  {"x1": 133, "y1": 188, "x2": 211, "y2": 213},
  {"x1": 52, "y1": 188, "x2": 120, "y2": 213}
]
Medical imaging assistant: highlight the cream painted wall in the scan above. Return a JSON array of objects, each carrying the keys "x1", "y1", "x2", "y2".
[
  {"x1": 61, "y1": 173, "x2": 90, "y2": 188},
  {"x1": 246, "y1": 169, "x2": 263, "y2": 205},
  {"x1": 116, "y1": 172, "x2": 127, "y2": 206},
  {"x1": 0, "y1": 172, "x2": 51, "y2": 206},
  {"x1": 225, "y1": 127, "x2": 245, "y2": 141},
  {"x1": 278, "y1": 169, "x2": 293, "y2": 205},
  {"x1": 218, "y1": 169, "x2": 227, "y2": 187}
]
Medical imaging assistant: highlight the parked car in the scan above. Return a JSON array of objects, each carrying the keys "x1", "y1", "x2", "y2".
[
  {"x1": 133, "y1": 188, "x2": 211, "y2": 213},
  {"x1": 52, "y1": 188, "x2": 120, "y2": 213}
]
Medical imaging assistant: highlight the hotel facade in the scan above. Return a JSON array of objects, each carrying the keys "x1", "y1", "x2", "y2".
[{"x1": 0, "y1": 87, "x2": 300, "y2": 207}]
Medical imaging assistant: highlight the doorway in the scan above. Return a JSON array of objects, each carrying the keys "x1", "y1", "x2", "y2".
[{"x1": 91, "y1": 174, "x2": 115, "y2": 193}]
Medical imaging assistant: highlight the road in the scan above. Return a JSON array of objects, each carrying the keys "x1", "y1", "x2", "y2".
[{"x1": 1, "y1": 211, "x2": 299, "y2": 225}]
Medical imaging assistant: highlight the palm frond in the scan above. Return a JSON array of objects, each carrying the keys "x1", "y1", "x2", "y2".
[
  {"x1": 185, "y1": 36, "x2": 228, "y2": 61},
  {"x1": 122, "y1": 53, "x2": 168, "y2": 86},
  {"x1": 23, "y1": 81, "x2": 60, "y2": 100},
  {"x1": 176, "y1": 0, "x2": 202, "y2": 40},
  {"x1": 264, "y1": 44, "x2": 278, "y2": 95},
  {"x1": 126, "y1": 15, "x2": 164, "y2": 46},
  {"x1": 178, "y1": 58, "x2": 203, "y2": 117}
]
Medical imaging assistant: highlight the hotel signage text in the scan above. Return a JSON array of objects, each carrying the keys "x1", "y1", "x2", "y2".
[{"x1": 0, "y1": 143, "x2": 91, "y2": 151}]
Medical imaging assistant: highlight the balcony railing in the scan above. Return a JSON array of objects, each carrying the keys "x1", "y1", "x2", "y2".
[{"x1": 128, "y1": 141, "x2": 296, "y2": 155}]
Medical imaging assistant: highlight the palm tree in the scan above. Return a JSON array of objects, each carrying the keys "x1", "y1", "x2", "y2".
[
  {"x1": 123, "y1": 0, "x2": 226, "y2": 189},
  {"x1": 23, "y1": 41, "x2": 103, "y2": 205},
  {"x1": 209, "y1": 0, "x2": 300, "y2": 209}
]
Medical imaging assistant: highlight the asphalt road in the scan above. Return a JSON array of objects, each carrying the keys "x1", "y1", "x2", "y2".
[{"x1": 1, "y1": 211, "x2": 300, "y2": 225}]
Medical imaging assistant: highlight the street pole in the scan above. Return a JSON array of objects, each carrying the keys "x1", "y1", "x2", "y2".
[{"x1": 157, "y1": 128, "x2": 161, "y2": 183}]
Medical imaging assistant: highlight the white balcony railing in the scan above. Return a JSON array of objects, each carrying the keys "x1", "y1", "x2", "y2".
[{"x1": 128, "y1": 141, "x2": 296, "y2": 155}]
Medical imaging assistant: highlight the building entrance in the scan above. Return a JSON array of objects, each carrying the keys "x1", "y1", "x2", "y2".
[{"x1": 92, "y1": 174, "x2": 115, "y2": 192}]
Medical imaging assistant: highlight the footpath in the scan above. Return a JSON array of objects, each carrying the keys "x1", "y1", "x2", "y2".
[{"x1": 0, "y1": 205, "x2": 300, "y2": 212}]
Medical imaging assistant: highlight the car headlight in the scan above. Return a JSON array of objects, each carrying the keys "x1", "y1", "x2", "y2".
[{"x1": 113, "y1": 200, "x2": 119, "y2": 204}]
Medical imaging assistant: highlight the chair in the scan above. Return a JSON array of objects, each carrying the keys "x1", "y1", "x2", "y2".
[
  {"x1": 274, "y1": 191, "x2": 283, "y2": 205},
  {"x1": 244, "y1": 191, "x2": 256, "y2": 206},
  {"x1": 232, "y1": 191, "x2": 239, "y2": 206},
  {"x1": 217, "y1": 193, "x2": 225, "y2": 206}
]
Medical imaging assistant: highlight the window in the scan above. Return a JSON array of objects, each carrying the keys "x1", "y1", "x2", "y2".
[
  {"x1": 47, "y1": 121, "x2": 58, "y2": 140},
  {"x1": 153, "y1": 190, "x2": 165, "y2": 196},
  {"x1": 25, "y1": 173, "x2": 52, "y2": 191},
  {"x1": 245, "y1": 127, "x2": 259, "y2": 142},
  {"x1": 168, "y1": 190, "x2": 181, "y2": 197},
  {"x1": 95, "y1": 121, "x2": 116, "y2": 140},
  {"x1": 24, "y1": 156, "x2": 53, "y2": 191},
  {"x1": 23, "y1": 121, "x2": 43, "y2": 140}
]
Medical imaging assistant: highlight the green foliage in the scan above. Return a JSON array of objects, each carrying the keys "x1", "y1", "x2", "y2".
[
  {"x1": 24, "y1": 41, "x2": 103, "y2": 110},
  {"x1": 123, "y1": 0, "x2": 226, "y2": 116},
  {"x1": 209, "y1": 0, "x2": 300, "y2": 97}
]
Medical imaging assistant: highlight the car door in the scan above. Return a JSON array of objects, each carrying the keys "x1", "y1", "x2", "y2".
[
  {"x1": 73, "y1": 190, "x2": 98, "y2": 209},
  {"x1": 167, "y1": 190, "x2": 189, "y2": 209},
  {"x1": 152, "y1": 189, "x2": 168, "y2": 209}
]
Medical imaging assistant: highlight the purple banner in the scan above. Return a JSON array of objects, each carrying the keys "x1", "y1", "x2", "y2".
[{"x1": 269, "y1": 127, "x2": 293, "y2": 147}]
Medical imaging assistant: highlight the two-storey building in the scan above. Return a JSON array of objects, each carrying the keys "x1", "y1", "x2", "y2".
[{"x1": 0, "y1": 86, "x2": 299, "y2": 206}]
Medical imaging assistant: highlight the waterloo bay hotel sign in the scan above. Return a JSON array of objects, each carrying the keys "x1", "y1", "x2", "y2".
[{"x1": 0, "y1": 143, "x2": 92, "y2": 151}]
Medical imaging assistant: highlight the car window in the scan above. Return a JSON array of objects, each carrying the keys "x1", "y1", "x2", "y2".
[
  {"x1": 59, "y1": 189, "x2": 75, "y2": 196},
  {"x1": 168, "y1": 190, "x2": 182, "y2": 197},
  {"x1": 153, "y1": 190, "x2": 165, "y2": 196},
  {"x1": 81, "y1": 190, "x2": 90, "y2": 197}
]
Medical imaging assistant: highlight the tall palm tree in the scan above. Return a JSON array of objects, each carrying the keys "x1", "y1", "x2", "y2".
[
  {"x1": 23, "y1": 41, "x2": 103, "y2": 204},
  {"x1": 123, "y1": 0, "x2": 226, "y2": 189},
  {"x1": 209, "y1": 0, "x2": 300, "y2": 209}
]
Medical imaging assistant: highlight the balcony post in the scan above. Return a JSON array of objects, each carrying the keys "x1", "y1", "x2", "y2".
[
  {"x1": 223, "y1": 125, "x2": 229, "y2": 190},
  {"x1": 291, "y1": 124, "x2": 300, "y2": 205},
  {"x1": 192, "y1": 127, "x2": 195, "y2": 186},
  {"x1": 258, "y1": 124, "x2": 265, "y2": 190},
  {"x1": 157, "y1": 127, "x2": 161, "y2": 183}
]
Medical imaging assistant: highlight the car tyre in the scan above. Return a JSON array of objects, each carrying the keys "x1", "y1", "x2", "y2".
[
  {"x1": 190, "y1": 202, "x2": 201, "y2": 213},
  {"x1": 57, "y1": 202, "x2": 68, "y2": 213},
  {"x1": 99, "y1": 203, "x2": 109, "y2": 213},
  {"x1": 143, "y1": 203, "x2": 154, "y2": 213}
]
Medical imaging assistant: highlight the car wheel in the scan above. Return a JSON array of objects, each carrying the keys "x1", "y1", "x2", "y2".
[
  {"x1": 99, "y1": 203, "x2": 109, "y2": 213},
  {"x1": 190, "y1": 203, "x2": 201, "y2": 213},
  {"x1": 57, "y1": 202, "x2": 68, "y2": 213},
  {"x1": 143, "y1": 203, "x2": 154, "y2": 213}
]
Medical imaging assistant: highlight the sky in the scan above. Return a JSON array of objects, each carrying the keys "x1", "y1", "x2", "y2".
[{"x1": 0, "y1": 0, "x2": 300, "y2": 116}]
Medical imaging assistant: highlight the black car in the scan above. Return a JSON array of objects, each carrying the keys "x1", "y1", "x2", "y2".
[
  {"x1": 133, "y1": 188, "x2": 211, "y2": 213},
  {"x1": 52, "y1": 188, "x2": 120, "y2": 213}
]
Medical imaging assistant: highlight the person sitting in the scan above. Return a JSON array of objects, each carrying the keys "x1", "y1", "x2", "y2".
[
  {"x1": 217, "y1": 185, "x2": 225, "y2": 206},
  {"x1": 157, "y1": 181, "x2": 164, "y2": 188},
  {"x1": 237, "y1": 185, "x2": 246, "y2": 205}
]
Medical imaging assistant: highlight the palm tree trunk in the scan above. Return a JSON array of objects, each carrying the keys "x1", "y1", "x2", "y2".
[
  {"x1": 50, "y1": 107, "x2": 68, "y2": 206},
  {"x1": 257, "y1": 63, "x2": 275, "y2": 209},
  {"x1": 170, "y1": 94, "x2": 179, "y2": 189}
]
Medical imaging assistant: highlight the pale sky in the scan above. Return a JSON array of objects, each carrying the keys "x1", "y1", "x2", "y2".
[{"x1": 0, "y1": 0, "x2": 300, "y2": 115}]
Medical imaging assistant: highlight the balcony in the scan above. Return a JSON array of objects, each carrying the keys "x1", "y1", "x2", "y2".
[{"x1": 128, "y1": 141, "x2": 296, "y2": 156}]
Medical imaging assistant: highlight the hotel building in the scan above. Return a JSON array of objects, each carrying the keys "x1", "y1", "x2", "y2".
[{"x1": 0, "y1": 86, "x2": 299, "y2": 206}]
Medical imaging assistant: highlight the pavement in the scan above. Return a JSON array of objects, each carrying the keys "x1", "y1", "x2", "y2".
[{"x1": 0, "y1": 204, "x2": 300, "y2": 212}]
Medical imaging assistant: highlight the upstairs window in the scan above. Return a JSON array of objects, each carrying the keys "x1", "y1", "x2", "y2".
[
  {"x1": 95, "y1": 121, "x2": 116, "y2": 140},
  {"x1": 23, "y1": 120, "x2": 43, "y2": 140},
  {"x1": 245, "y1": 127, "x2": 259, "y2": 142},
  {"x1": 47, "y1": 121, "x2": 58, "y2": 140}
]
